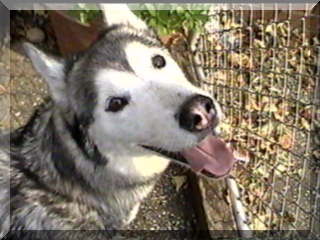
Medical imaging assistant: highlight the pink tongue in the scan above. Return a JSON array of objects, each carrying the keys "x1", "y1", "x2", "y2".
[{"x1": 181, "y1": 135, "x2": 236, "y2": 178}]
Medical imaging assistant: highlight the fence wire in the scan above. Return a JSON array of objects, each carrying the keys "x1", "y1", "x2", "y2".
[
  {"x1": 192, "y1": 3, "x2": 320, "y2": 237},
  {"x1": 1, "y1": 6, "x2": 319, "y2": 238}
]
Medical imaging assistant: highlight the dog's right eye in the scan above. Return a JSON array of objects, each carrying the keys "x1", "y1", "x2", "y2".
[{"x1": 105, "y1": 97, "x2": 128, "y2": 112}]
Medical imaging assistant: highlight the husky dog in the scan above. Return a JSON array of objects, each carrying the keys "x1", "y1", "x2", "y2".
[{"x1": 0, "y1": 4, "x2": 236, "y2": 239}]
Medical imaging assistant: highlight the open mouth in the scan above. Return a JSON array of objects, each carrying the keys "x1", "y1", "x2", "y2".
[{"x1": 141, "y1": 135, "x2": 237, "y2": 179}]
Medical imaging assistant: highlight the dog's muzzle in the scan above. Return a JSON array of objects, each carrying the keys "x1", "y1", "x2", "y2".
[
  {"x1": 141, "y1": 94, "x2": 239, "y2": 179},
  {"x1": 176, "y1": 94, "x2": 219, "y2": 133}
]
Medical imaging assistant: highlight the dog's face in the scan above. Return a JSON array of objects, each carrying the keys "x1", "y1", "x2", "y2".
[
  {"x1": 25, "y1": 5, "x2": 235, "y2": 178},
  {"x1": 88, "y1": 38, "x2": 221, "y2": 152}
]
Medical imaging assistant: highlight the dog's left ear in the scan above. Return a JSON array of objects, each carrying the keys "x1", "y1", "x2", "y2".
[
  {"x1": 23, "y1": 42, "x2": 67, "y2": 106},
  {"x1": 100, "y1": 4, "x2": 148, "y2": 30}
]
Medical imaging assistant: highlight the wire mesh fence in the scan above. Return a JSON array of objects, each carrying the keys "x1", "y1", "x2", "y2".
[
  {"x1": 1, "y1": 5, "x2": 319, "y2": 238},
  {"x1": 191, "y1": 3, "x2": 320, "y2": 237}
]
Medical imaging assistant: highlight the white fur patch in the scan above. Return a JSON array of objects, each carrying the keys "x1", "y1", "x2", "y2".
[
  {"x1": 125, "y1": 202, "x2": 140, "y2": 225},
  {"x1": 124, "y1": 41, "x2": 194, "y2": 88},
  {"x1": 131, "y1": 152, "x2": 170, "y2": 177}
]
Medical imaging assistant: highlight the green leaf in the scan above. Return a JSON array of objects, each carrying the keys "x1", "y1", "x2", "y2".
[
  {"x1": 148, "y1": 10, "x2": 157, "y2": 17},
  {"x1": 176, "y1": 7, "x2": 185, "y2": 15},
  {"x1": 158, "y1": 10, "x2": 169, "y2": 21},
  {"x1": 145, "y1": 4, "x2": 156, "y2": 11}
]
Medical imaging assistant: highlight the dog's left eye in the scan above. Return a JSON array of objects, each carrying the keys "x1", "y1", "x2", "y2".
[
  {"x1": 152, "y1": 55, "x2": 166, "y2": 69},
  {"x1": 105, "y1": 97, "x2": 128, "y2": 112}
]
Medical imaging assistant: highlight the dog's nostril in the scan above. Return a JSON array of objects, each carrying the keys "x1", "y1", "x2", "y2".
[
  {"x1": 178, "y1": 94, "x2": 216, "y2": 132},
  {"x1": 193, "y1": 114, "x2": 202, "y2": 127}
]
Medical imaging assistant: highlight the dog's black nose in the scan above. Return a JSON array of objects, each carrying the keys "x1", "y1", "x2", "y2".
[{"x1": 177, "y1": 95, "x2": 217, "y2": 132}]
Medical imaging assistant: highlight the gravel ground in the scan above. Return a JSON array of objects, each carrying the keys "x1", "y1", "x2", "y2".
[{"x1": 130, "y1": 164, "x2": 196, "y2": 231}]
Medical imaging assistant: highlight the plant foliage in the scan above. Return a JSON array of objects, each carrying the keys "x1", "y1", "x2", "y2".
[
  {"x1": 68, "y1": 4, "x2": 209, "y2": 35},
  {"x1": 133, "y1": 4, "x2": 209, "y2": 35}
]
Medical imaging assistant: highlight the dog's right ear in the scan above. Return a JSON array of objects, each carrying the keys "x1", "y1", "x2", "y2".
[{"x1": 23, "y1": 42, "x2": 67, "y2": 106}]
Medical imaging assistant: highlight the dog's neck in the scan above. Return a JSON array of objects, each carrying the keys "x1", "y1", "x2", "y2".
[{"x1": 12, "y1": 102, "x2": 169, "y2": 201}]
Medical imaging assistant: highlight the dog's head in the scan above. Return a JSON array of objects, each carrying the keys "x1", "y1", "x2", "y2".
[{"x1": 24, "y1": 5, "x2": 236, "y2": 179}]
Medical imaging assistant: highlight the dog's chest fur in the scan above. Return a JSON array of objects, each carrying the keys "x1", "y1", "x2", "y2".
[
  {"x1": 8, "y1": 172, "x2": 154, "y2": 230},
  {"x1": 0, "y1": 105, "x2": 168, "y2": 231}
]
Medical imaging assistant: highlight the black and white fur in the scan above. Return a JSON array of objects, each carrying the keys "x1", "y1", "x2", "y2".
[{"x1": 0, "y1": 4, "x2": 222, "y2": 239}]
